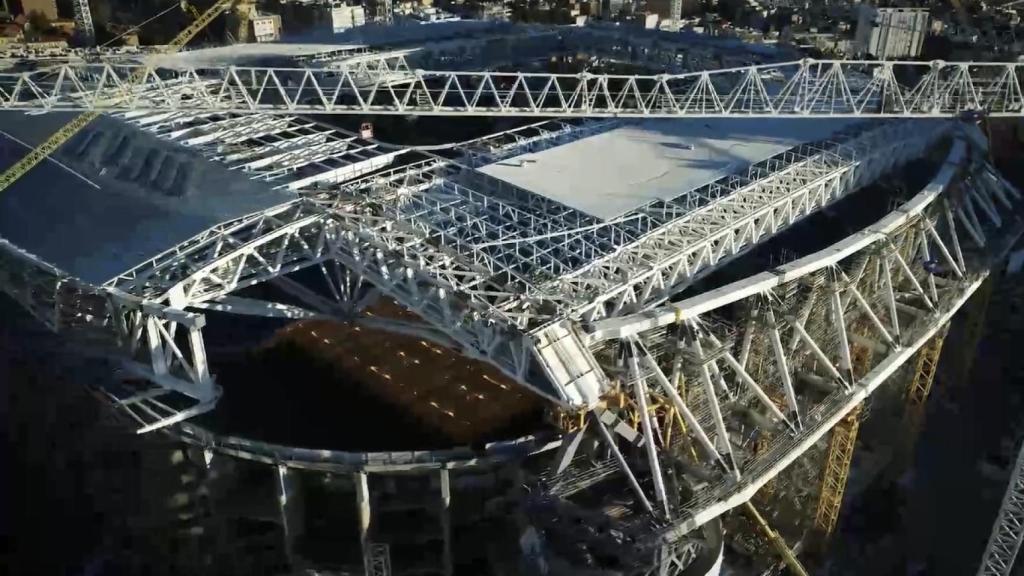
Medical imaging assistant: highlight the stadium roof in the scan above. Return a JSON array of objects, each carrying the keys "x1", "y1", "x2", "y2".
[
  {"x1": 0, "y1": 112, "x2": 292, "y2": 284},
  {"x1": 478, "y1": 118, "x2": 858, "y2": 221}
]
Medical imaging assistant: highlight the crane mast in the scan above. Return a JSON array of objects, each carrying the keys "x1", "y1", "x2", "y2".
[{"x1": 72, "y1": 0, "x2": 95, "y2": 44}]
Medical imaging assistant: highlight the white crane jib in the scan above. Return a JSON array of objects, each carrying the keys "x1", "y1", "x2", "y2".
[{"x1": 1, "y1": 58, "x2": 1021, "y2": 118}]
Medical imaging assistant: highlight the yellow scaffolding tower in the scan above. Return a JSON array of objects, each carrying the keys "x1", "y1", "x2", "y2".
[
  {"x1": 813, "y1": 323, "x2": 875, "y2": 541},
  {"x1": 903, "y1": 331, "x2": 948, "y2": 441},
  {"x1": 813, "y1": 402, "x2": 863, "y2": 538},
  {"x1": 953, "y1": 277, "x2": 994, "y2": 389},
  {"x1": 743, "y1": 501, "x2": 810, "y2": 576},
  {"x1": 857, "y1": 325, "x2": 952, "y2": 495},
  {"x1": 0, "y1": 0, "x2": 235, "y2": 194}
]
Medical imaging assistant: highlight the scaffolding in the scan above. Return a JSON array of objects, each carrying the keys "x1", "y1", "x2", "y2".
[
  {"x1": 903, "y1": 331, "x2": 948, "y2": 443},
  {"x1": 977, "y1": 441, "x2": 1024, "y2": 576},
  {"x1": 365, "y1": 543, "x2": 392, "y2": 576},
  {"x1": 954, "y1": 277, "x2": 995, "y2": 388},
  {"x1": 743, "y1": 501, "x2": 810, "y2": 576},
  {"x1": 813, "y1": 403, "x2": 863, "y2": 538},
  {"x1": 891, "y1": 326, "x2": 952, "y2": 476},
  {"x1": 812, "y1": 308, "x2": 877, "y2": 543}
]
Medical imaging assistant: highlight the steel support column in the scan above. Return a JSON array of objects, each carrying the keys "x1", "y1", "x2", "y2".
[{"x1": 276, "y1": 465, "x2": 305, "y2": 566}]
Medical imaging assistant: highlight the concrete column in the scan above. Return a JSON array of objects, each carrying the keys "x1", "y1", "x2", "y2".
[
  {"x1": 439, "y1": 468, "x2": 453, "y2": 576},
  {"x1": 275, "y1": 465, "x2": 304, "y2": 566},
  {"x1": 354, "y1": 471, "x2": 372, "y2": 567}
]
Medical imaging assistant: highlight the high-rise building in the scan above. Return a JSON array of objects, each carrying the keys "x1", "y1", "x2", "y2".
[
  {"x1": 602, "y1": 0, "x2": 628, "y2": 18},
  {"x1": 329, "y1": 3, "x2": 366, "y2": 32},
  {"x1": 855, "y1": 6, "x2": 929, "y2": 60},
  {"x1": 645, "y1": 0, "x2": 680, "y2": 27},
  {"x1": 251, "y1": 13, "x2": 282, "y2": 43},
  {"x1": 19, "y1": 0, "x2": 58, "y2": 20}
]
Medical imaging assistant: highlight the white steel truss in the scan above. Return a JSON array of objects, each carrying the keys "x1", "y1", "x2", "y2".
[
  {"x1": 0, "y1": 68, "x2": 1021, "y2": 573},
  {"x1": 0, "y1": 238, "x2": 218, "y2": 433},
  {"x1": 2, "y1": 59, "x2": 1022, "y2": 117},
  {"x1": 524, "y1": 120, "x2": 948, "y2": 323},
  {"x1": 102, "y1": 193, "x2": 564, "y2": 403},
  {"x1": 33, "y1": 125, "x2": 1012, "y2": 536},
  {"x1": 89, "y1": 120, "x2": 952, "y2": 409},
  {"x1": 116, "y1": 113, "x2": 613, "y2": 195},
  {"x1": 0, "y1": 25, "x2": 1020, "y2": 566},
  {"x1": 117, "y1": 111, "x2": 402, "y2": 190},
  {"x1": 0, "y1": 44, "x2": 167, "y2": 62},
  {"x1": 322, "y1": 50, "x2": 417, "y2": 87},
  {"x1": 977, "y1": 441, "x2": 1024, "y2": 576},
  {"x1": 72, "y1": 0, "x2": 95, "y2": 43},
  {"x1": 566, "y1": 138, "x2": 1024, "y2": 544}
]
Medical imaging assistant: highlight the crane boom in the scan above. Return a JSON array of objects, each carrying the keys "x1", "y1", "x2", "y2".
[
  {"x1": 2, "y1": 58, "x2": 1019, "y2": 119},
  {"x1": 172, "y1": 0, "x2": 234, "y2": 52},
  {"x1": 0, "y1": 0, "x2": 235, "y2": 194}
]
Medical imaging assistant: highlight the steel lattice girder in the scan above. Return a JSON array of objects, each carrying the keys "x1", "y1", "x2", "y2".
[
  {"x1": 814, "y1": 403, "x2": 863, "y2": 536},
  {"x1": 2, "y1": 59, "x2": 1023, "y2": 117},
  {"x1": 0, "y1": 237, "x2": 219, "y2": 432},
  {"x1": 104, "y1": 196, "x2": 560, "y2": 403},
  {"x1": 117, "y1": 110, "x2": 405, "y2": 196},
  {"x1": 324, "y1": 120, "x2": 950, "y2": 333},
  {"x1": 123, "y1": 114, "x2": 615, "y2": 195},
  {"x1": 71, "y1": 0, "x2": 95, "y2": 40},
  {"x1": 579, "y1": 140, "x2": 1024, "y2": 543},
  {"x1": 523, "y1": 120, "x2": 949, "y2": 323},
  {"x1": 978, "y1": 441, "x2": 1024, "y2": 576},
  {"x1": 584, "y1": 156, "x2": 1016, "y2": 342},
  {"x1": 99, "y1": 121, "x2": 954, "y2": 408}
]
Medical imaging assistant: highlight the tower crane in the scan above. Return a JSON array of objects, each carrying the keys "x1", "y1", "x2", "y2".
[{"x1": 0, "y1": 0, "x2": 236, "y2": 194}]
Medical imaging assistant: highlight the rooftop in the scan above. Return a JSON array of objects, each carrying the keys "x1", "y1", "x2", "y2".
[
  {"x1": 144, "y1": 42, "x2": 369, "y2": 69},
  {"x1": 477, "y1": 118, "x2": 859, "y2": 221},
  {"x1": 0, "y1": 112, "x2": 292, "y2": 284}
]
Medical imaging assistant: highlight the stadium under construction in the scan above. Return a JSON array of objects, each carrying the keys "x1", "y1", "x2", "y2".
[{"x1": 3, "y1": 21, "x2": 1024, "y2": 576}]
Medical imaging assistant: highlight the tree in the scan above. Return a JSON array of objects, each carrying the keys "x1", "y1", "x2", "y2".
[
  {"x1": 26, "y1": 10, "x2": 50, "y2": 31},
  {"x1": 92, "y1": 0, "x2": 114, "y2": 26},
  {"x1": 23, "y1": 10, "x2": 51, "y2": 41}
]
